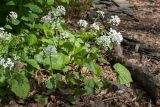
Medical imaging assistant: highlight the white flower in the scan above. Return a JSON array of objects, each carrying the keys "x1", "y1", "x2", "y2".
[
  {"x1": 40, "y1": 14, "x2": 52, "y2": 23},
  {"x1": 54, "y1": 5, "x2": 66, "y2": 17},
  {"x1": 97, "y1": 35, "x2": 111, "y2": 50},
  {"x1": 0, "y1": 57, "x2": 14, "y2": 70},
  {"x1": 91, "y1": 23, "x2": 100, "y2": 31},
  {"x1": 109, "y1": 15, "x2": 120, "y2": 26},
  {"x1": 109, "y1": 28, "x2": 123, "y2": 44},
  {"x1": 78, "y1": 19, "x2": 88, "y2": 28},
  {"x1": 0, "y1": 27, "x2": 4, "y2": 31},
  {"x1": 9, "y1": 11, "x2": 18, "y2": 19},
  {"x1": 0, "y1": 30, "x2": 12, "y2": 40},
  {"x1": 97, "y1": 10, "x2": 105, "y2": 18},
  {"x1": 51, "y1": 18, "x2": 61, "y2": 29},
  {"x1": 6, "y1": 58, "x2": 14, "y2": 70},
  {"x1": 60, "y1": 31, "x2": 71, "y2": 39},
  {"x1": 44, "y1": 45, "x2": 57, "y2": 56},
  {"x1": 57, "y1": 5, "x2": 66, "y2": 15}
]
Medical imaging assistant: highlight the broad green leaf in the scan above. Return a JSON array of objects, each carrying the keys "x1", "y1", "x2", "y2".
[
  {"x1": 26, "y1": 59, "x2": 40, "y2": 69},
  {"x1": 24, "y1": 3, "x2": 43, "y2": 13},
  {"x1": 4, "y1": 25, "x2": 12, "y2": 29},
  {"x1": 47, "y1": 0, "x2": 54, "y2": 5},
  {"x1": 113, "y1": 63, "x2": 133, "y2": 84},
  {"x1": 9, "y1": 73, "x2": 30, "y2": 97},
  {"x1": 11, "y1": 19, "x2": 20, "y2": 25},
  {"x1": 26, "y1": 34, "x2": 37, "y2": 46},
  {"x1": 44, "y1": 53, "x2": 70, "y2": 70},
  {"x1": 6, "y1": 1, "x2": 15, "y2": 5},
  {"x1": 34, "y1": 52, "x2": 44, "y2": 63}
]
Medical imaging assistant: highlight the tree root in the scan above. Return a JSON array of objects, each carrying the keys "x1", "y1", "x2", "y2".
[{"x1": 110, "y1": 53, "x2": 160, "y2": 105}]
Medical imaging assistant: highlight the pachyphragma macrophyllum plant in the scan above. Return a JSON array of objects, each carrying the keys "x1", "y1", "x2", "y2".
[{"x1": 0, "y1": 4, "x2": 132, "y2": 104}]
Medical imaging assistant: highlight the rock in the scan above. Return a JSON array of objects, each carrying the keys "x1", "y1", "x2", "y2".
[
  {"x1": 110, "y1": 7, "x2": 134, "y2": 16},
  {"x1": 99, "y1": 1, "x2": 113, "y2": 5},
  {"x1": 113, "y1": 0, "x2": 131, "y2": 7}
]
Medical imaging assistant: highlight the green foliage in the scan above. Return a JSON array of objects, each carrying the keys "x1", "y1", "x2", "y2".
[
  {"x1": 113, "y1": 63, "x2": 133, "y2": 84},
  {"x1": 0, "y1": 0, "x2": 132, "y2": 105},
  {"x1": 8, "y1": 72, "x2": 30, "y2": 97}
]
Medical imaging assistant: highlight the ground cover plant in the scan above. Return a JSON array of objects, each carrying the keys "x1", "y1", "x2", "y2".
[{"x1": 0, "y1": 0, "x2": 132, "y2": 105}]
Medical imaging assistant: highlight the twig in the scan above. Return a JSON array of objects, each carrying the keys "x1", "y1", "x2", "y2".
[{"x1": 102, "y1": 96, "x2": 120, "y2": 102}]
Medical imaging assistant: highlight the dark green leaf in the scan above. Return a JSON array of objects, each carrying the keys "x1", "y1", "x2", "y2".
[
  {"x1": 26, "y1": 59, "x2": 40, "y2": 69},
  {"x1": 24, "y1": 3, "x2": 43, "y2": 13}
]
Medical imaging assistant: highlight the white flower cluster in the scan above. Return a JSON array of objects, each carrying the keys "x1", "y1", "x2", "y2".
[
  {"x1": 78, "y1": 19, "x2": 88, "y2": 28},
  {"x1": 97, "y1": 10, "x2": 105, "y2": 18},
  {"x1": 0, "y1": 28, "x2": 12, "y2": 40},
  {"x1": 41, "y1": 5, "x2": 66, "y2": 23},
  {"x1": 0, "y1": 27, "x2": 4, "y2": 31},
  {"x1": 55, "y1": 5, "x2": 66, "y2": 16},
  {"x1": 0, "y1": 57, "x2": 14, "y2": 70},
  {"x1": 9, "y1": 11, "x2": 18, "y2": 19},
  {"x1": 109, "y1": 28, "x2": 123, "y2": 44},
  {"x1": 97, "y1": 28, "x2": 123, "y2": 50},
  {"x1": 40, "y1": 6, "x2": 66, "y2": 30},
  {"x1": 109, "y1": 15, "x2": 120, "y2": 26},
  {"x1": 91, "y1": 23, "x2": 100, "y2": 31},
  {"x1": 97, "y1": 35, "x2": 111, "y2": 50},
  {"x1": 40, "y1": 11, "x2": 52, "y2": 23},
  {"x1": 43, "y1": 45, "x2": 57, "y2": 56},
  {"x1": 60, "y1": 30, "x2": 73, "y2": 39}
]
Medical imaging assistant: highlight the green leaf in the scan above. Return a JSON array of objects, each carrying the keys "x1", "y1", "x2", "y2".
[
  {"x1": 84, "y1": 79, "x2": 95, "y2": 94},
  {"x1": 45, "y1": 80, "x2": 53, "y2": 89},
  {"x1": 37, "y1": 0, "x2": 44, "y2": 4},
  {"x1": 44, "y1": 53, "x2": 70, "y2": 70},
  {"x1": 24, "y1": 3, "x2": 43, "y2": 13},
  {"x1": 0, "y1": 88, "x2": 6, "y2": 96},
  {"x1": 6, "y1": 1, "x2": 15, "y2": 5},
  {"x1": 11, "y1": 19, "x2": 20, "y2": 25},
  {"x1": 4, "y1": 25, "x2": 12, "y2": 29},
  {"x1": 34, "y1": 52, "x2": 44, "y2": 63},
  {"x1": 61, "y1": 0, "x2": 69, "y2": 4},
  {"x1": 78, "y1": 60, "x2": 101, "y2": 76},
  {"x1": 113, "y1": 63, "x2": 133, "y2": 84},
  {"x1": 26, "y1": 34, "x2": 37, "y2": 46},
  {"x1": 26, "y1": 59, "x2": 40, "y2": 69},
  {"x1": 47, "y1": 0, "x2": 54, "y2": 5},
  {"x1": 34, "y1": 94, "x2": 48, "y2": 105},
  {"x1": 9, "y1": 73, "x2": 30, "y2": 97}
]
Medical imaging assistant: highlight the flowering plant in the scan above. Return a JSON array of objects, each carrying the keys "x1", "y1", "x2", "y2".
[{"x1": 0, "y1": 0, "x2": 132, "y2": 105}]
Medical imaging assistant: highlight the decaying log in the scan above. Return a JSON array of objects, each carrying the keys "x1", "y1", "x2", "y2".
[
  {"x1": 110, "y1": 53, "x2": 160, "y2": 105},
  {"x1": 122, "y1": 38, "x2": 160, "y2": 60}
]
